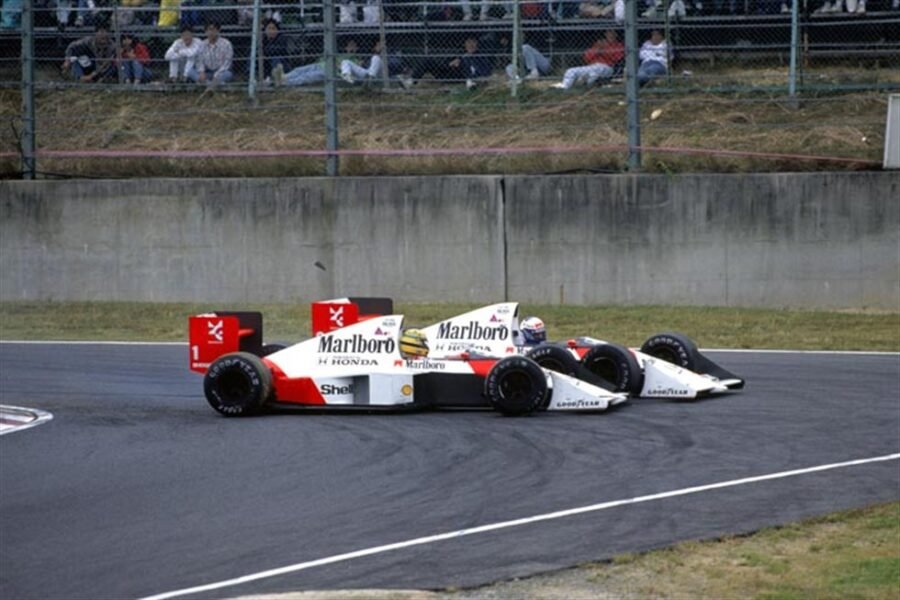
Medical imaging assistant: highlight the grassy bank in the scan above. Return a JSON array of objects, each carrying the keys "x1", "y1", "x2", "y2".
[
  {"x1": 0, "y1": 85, "x2": 891, "y2": 177},
  {"x1": 1, "y1": 301, "x2": 898, "y2": 350},
  {"x1": 443, "y1": 501, "x2": 900, "y2": 600}
]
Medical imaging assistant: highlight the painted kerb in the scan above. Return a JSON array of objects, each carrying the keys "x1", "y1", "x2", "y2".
[{"x1": 0, "y1": 173, "x2": 897, "y2": 308}]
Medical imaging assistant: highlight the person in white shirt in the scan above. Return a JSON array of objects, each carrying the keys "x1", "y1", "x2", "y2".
[
  {"x1": 189, "y1": 22, "x2": 234, "y2": 85},
  {"x1": 164, "y1": 26, "x2": 201, "y2": 82},
  {"x1": 637, "y1": 29, "x2": 669, "y2": 85}
]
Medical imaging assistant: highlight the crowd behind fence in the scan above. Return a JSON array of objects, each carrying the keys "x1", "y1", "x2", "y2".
[
  {"x1": 1, "y1": 0, "x2": 897, "y2": 178},
  {"x1": 2, "y1": 1, "x2": 898, "y2": 89}
]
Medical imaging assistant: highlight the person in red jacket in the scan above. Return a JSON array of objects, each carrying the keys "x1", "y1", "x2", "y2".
[
  {"x1": 553, "y1": 29, "x2": 624, "y2": 89},
  {"x1": 118, "y1": 32, "x2": 153, "y2": 84}
]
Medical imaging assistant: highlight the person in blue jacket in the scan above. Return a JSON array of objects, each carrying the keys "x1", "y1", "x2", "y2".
[{"x1": 408, "y1": 36, "x2": 493, "y2": 89}]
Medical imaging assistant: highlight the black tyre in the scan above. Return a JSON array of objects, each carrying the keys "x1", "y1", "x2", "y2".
[
  {"x1": 526, "y1": 344, "x2": 580, "y2": 377},
  {"x1": 259, "y1": 343, "x2": 287, "y2": 357},
  {"x1": 204, "y1": 352, "x2": 273, "y2": 416},
  {"x1": 484, "y1": 356, "x2": 548, "y2": 416},
  {"x1": 640, "y1": 332, "x2": 699, "y2": 370},
  {"x1": 580, "y1": 343, "x2": 644, "y2": 396}
]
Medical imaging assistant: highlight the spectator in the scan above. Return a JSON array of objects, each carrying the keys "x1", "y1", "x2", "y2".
[
  {"x1": 505, "y1": 44, "x2": 552, "y2": 81},
  {"x1": 189, "y1": 21, "x2": 233, "y2": 86},
  {"x1": 61, "y1": 23, "x2": 116, "y2": 82},
  {"x1": 408, "y1": 36, "x2": 493, "y2": 89},
  {"x1": 637, "y1": 29, "x2": 668, "y2": 85},
  {"x1": 1, "y1": 0, "x2": 22, "y2": 29},
  {"x1": 340, "y1": 39, "x2": 406, "y2": 83},
  {"x1": 461, "y1": 0, "x2": 513, "y2": 20},
  {"x1": 261, "y1": 18, "x2": 288, "y2": 83},
  {"x1": 157, "y1": 0, "x2": 180, "y2": 27},
  {"x1": 552, "y1": 29, "x2": 623, "y2": 89},
  {"x1": 277, "y1": 39, "x2": 361, "y2": 87},
  {"x1": 164, "y1": 25, "x2": 200, "y2": 82},
  {"x1": 118, "y1": 32, "x2": 152, "y2": 84}
]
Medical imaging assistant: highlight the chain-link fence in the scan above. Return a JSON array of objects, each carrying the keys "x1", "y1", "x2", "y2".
[{"x1": 1, "y1": 0, "x2": 897, "y2": 177}]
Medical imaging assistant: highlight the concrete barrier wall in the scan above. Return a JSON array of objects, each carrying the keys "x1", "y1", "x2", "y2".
[
  {"x1": 0, "y1": 177, "x2": 505, "y2": 303},
  {"x1": 504, "y1": 173, "x2": 900, "y2": 308},
  {"x1": 1, "y1": 173, "x2": 897, "y2": 308}
]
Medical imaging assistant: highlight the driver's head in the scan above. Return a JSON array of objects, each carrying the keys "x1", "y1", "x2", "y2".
[
  {"x1": 519, "y1": 317, "x2": 547, "y2": 345},
  {"x1": 400, "y1": 328, "x2": 429, "y2": 359}
]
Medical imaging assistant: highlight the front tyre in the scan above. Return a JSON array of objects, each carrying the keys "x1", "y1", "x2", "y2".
[
  {"x1": 640, "y1": 332, "x2": 699, "y2": 370},
  {"x1": 580, "y1": 343, "x2": 644, "y2": 396},
  {"x1": 526, "y1": 344, "x2": 580, "y2": 376},
  {"x1": 204, "y1": 352, "x2": 273, "y2": 417},
  {"x1": 484, "y1": 356, "x2": 548, "y2": 416}
]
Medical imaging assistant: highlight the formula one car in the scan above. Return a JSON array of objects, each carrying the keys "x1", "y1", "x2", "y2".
[
  {"x1": 188, "y1": 298, "x2": 628, "y2": 417},
  {"x1": 417, "y1": 303, "x2": 745, "y2": 399}
]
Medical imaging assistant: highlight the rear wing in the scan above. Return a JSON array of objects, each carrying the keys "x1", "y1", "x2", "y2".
[
  {"x1": 188, "y1": 312, "x2": 264, "y2": 374},
  {"x1": 311, "y1": 297, "x2": 393, "y2": 336}
]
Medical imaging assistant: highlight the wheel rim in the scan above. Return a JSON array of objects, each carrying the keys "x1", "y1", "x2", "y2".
[
  {"x1": 217, "y1": 369, "x2": 252, "y2": 406},
  {"x1": 498, "y1": 371, "x2": 534, "y2": 404},
  {"x1": 585, "y1": 356, "x2": 619, "y2": 385}
]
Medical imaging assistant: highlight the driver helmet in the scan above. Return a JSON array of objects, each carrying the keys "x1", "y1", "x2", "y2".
[
  {"x1": 399, "y1": 328, "x2": 429, "y2": 359},
  {"x1": 519, "y1": 316, "x2": 547, "y2": 345}
]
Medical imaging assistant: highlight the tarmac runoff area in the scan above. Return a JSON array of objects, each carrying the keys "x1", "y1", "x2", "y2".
[{"x1": 0, "y1": 342, "x2": 897, "y2": 600}]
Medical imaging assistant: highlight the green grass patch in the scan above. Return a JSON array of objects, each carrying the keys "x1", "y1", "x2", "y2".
[
  {"x1": 1, "y1": 301, "x2": 897, "y2": 351},
  {"x1": 473, "y1": 502, "x2": 900, "y2": 600}
]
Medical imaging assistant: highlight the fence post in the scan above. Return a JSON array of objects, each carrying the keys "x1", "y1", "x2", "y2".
[
  {"x1": 511, "y1": 0, "x2": 521, "y2": 98},
  {"x1": 624, "y1": 0, "x2": 641, "y2": 171},
  {"x1": 323, "y1": 0, "x2": 340, "y2": 176},
  {"x1": 377, "y1": 0, "x2": 390, "y2": 88},
  {"x1": 20, "y1": 0, "x2": 36, "y2": 180},
  {"x1": 788, "y1": 0, "x2": 799, "y2": 98},
  {"x1": 248, "y1": 0, "x2": 261, "y2": 101}
]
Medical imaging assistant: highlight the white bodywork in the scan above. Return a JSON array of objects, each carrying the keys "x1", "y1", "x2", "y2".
[
  {"x1": 264, "y1": 312, "x2": 627, "y2": 411},
  {"x1": 422, "y1": 304, "x2": 740, "y2": 400}
]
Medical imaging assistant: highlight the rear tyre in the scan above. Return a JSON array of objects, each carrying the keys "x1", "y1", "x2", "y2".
[
  {"x1": 580, "y1": 343, "x2": 644, "y2": 396},
  {"x1": 640, "y1": 332, "x2": 699, "y2": 370},
  {"x1": 259, "y1": 343, "x2": 287, "y2": 357},
  {"x1": 526, "y1": 344, "x2": 579, "y2": 376},
  {"x1": 204, "y1": 352, "x2": 272, "y2": 417},
  {"x1": 484, "y1": 356, "x2": 548, "y2": 416}
]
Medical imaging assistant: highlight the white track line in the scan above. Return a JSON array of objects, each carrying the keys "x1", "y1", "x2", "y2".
[
  {"x1": 1, "y1": 340, "x2": 897, "y2": 356},
  {"x1": 139, "y1": 452, "x2": 900, "y2": 600},
  {"x1": 0, "y1": 405, "x2": 54, "y2": 436}
]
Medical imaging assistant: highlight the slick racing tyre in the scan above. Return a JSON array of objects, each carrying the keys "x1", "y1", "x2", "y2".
[
  {"x1": 580, "y1": 343, "x2": 644, "y2": 396},
  {"x1": 526, "y1": 344, "x2": 580, "y2": 376},
  {"x1": 640, "y1": 332, "x2": 700, "y2": 370},
  {"x1": 485, "y1": 356, "x2": 548, "y2": 416},
  {"x1": 259, "y1": 343, "x2": 287, "y2": 357},
  {"x1": 204, "y1": 352, "x2": 273, "y2": 416}
]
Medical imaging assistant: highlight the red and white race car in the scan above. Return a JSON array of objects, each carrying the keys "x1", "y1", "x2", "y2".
[
  {"x1": 188, "y1": 298, "x2": 628, "y2": 417},
  {"x1": 418, "y1": 303, "x2": 745, "y2": 399}
]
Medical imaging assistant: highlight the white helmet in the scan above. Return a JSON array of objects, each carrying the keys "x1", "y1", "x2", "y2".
[{"x1": 519, "y1": 316, "x2": 547, "y2": 345}]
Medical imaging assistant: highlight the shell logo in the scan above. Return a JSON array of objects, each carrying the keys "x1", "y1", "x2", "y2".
[{"x1": 401, "y1": 384, "x2": 413, "y2": 396}]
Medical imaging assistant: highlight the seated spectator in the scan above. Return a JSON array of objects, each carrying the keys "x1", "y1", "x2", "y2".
[
  {"x1": 552, "y1": 29, "x2": 623, "y2": 89},
  {"x1": 408, "y1": 36, "x2": 493, "y2": 89},
  {"x1": 189, "y1": 21, "x2": 233, "y2": 86},
  {"x1": 118, "y1": 32, "x2": 152, "y2": 84},
  {"x1": 261, "y1": 18, "x2": 288, "y2": 83},
  {"x1": 164, "y1": 25, "x2": 200, "y2": 82},
  {"x1": 277, "y1": 39, "x2": 361, "y2": 87},
  {"x1": 461, "y1": 0, "x2": 513, "y2": 20},
  {"x1": 637, "y1": 29, "x2": 668, "y2": 85},
  {"x1": 340, "y1": 39, "x2": 406, "y2": 83},
  {"x1": 157, "y1": 0, "x2": 180, "y2": 27},
  {"x1": 1, "y1": 0, "x2": 22, "y2": 29},
  {"x1": 61, "y1": 23, "x2": 116, "y2": 83},
  {"x1": 505, "y1": 44, "x2": 552, "y2": 81}
]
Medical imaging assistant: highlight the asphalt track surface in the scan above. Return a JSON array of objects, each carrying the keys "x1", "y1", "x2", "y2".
[{"x1": 1, "y1": 343, "x2": 898, "y2": 600}]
